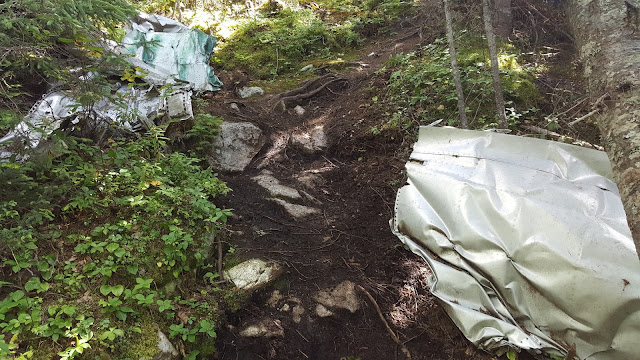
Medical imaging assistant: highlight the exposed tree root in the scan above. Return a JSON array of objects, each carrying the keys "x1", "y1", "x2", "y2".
[
  {"x1": 357, "y1": 284, "x2": 413, "y2": 360},
  {"x1": 271, "y1": 74, "x2": 348, "y2": 111}
]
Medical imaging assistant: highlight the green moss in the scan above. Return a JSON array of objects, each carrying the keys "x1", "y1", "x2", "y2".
[
  {"x1": 222, "y1": 288, "x2": 250, "y2": 312},
  {"x1": 120, "y1": 319, "x2": 161, "y2": 360},
  {"x1": 31, "y1": 344, "x2": 56, "y2": 360}
]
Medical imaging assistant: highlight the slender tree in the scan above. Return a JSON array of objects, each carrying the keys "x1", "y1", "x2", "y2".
[
  {"x1": 482, "y1": 0, "x2": 508, "y2": 128},
  {"x1": 443, "y1": 0, "x2": 469, "y2": 129}
]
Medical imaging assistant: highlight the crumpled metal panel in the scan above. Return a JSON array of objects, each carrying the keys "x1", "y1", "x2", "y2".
[
  {"x1": 391, "y1": 127, "x2": 640, "y2": 359},
  {"x1": 1, "y1": 14, "x2": 214, "y2": 156},
  {"x1": 121, "y1": 13, "x2": 223, "y2": 91}
]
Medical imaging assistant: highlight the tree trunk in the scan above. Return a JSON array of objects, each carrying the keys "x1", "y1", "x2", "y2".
[
  {"x1": 567, "y1": 0, "x2": 640, "y2": 258},
  {"x1": 494, "y1": 0, "x2": 513, "y2": 37},
  {"x1": 483, "y1": 0, "x2": 508, "y2": 128},
  {"x1": 443, "y1": 0, "x2": 469, "y2": 129}
]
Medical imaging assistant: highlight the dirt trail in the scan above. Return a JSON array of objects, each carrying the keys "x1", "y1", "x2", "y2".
[{"x1": 208, "y1": 22, "x2": 503, "y2": 360}]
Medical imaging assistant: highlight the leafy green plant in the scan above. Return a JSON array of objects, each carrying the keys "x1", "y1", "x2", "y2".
[
  {"x1": 0, "y1": 124, "x2": 233, "y2": 356},
  {"x1": 379, "y1": 34, "x2": 541, "y2": 133},
  {"x1": 0, "y1": 0, "x2": 136, "y2": 110}
]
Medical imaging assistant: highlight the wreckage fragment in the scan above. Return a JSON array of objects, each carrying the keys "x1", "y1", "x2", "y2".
[{"x1": 392, "y1": 127, "x2": 640, "y2": 359}]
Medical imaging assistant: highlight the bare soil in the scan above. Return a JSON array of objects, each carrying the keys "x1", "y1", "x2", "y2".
[{"x1": 207, "y1": 3, "x2": 584, "y2": 359}]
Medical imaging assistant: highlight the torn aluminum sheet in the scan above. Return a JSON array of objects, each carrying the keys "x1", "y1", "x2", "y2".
[
  {"x1": 120, "y1": 13, "x2": 223, "y2": 91},
  {"x1": 1, "y1": 13, "x2": 219, "y2": 156},
  {"x1": 391, "y1": 127, "x2": 640, "y2": 359},
  {"x1": 0, "y1": 87, "x2": 192, "y2": 152}
]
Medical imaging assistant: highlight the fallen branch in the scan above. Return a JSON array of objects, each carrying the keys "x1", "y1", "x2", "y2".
[
  {"x1": 522, "y1": 125, "x2": 604, "y2": 151},
  {"x1": 357, "y1": 285, "x2": 412, "y2": 360}
]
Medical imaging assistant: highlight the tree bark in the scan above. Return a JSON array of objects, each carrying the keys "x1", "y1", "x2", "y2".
[
  {"x1": 443, "y1": 0, "x2": 469, "y2": 129},
  {"x1": 494, "y1": 0, "x2": 513, "y2": 37},
  {"x1": 483, "y1": 0, "x2": 508, "y2": 128},
  {"x1": 567, "y1": 0, "x2": 640, "y2": 258}
]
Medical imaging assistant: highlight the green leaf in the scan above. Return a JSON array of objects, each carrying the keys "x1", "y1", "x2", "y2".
[
  {"x1": 115, "y1": 311, "x2": 127, "y2": 322},
  {"x1": 126, "y1": 264, "x2": 138, "y2": 275},
  {"x1": 111, "y1": 285, "x2": 124, "y2": 297},
  {"x1": 113, "y1": 247, "x2": 127, "y2": 258},
  {"x1": 100, "y1": 285, "x2": 111, "y2": 296},
  {"x1": 506, "y1": 351, "x2": 517, "y2": 360},
  {"x1": 106, "y1": 243, "x2": 119, "y2": 253},
  {"x1": 24, "y1": 277, "x2": 41, "y2": 292},
  {"x1": 10, "y1": 291, "x2": 24, "y2": 302}
]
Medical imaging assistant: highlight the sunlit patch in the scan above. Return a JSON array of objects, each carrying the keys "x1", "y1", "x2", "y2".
[{"x1": 389, "y1": 259, "x2": 435, "y2": 329}]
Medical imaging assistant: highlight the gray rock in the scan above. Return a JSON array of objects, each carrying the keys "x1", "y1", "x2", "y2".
[
  {"x1": 252, "y1": 171, "x2": 301, "y2": 200},
  {"x1": 271, "y1": 198, "x2": 320, "y2": 218},
  {"x1": 266, "y1": 290, "x2": 284, "y2": 308},
  {"x1": 208, "y1": 122, "x2": 265, "y2": 172},
  {"x1": 239, "y1": 319, "x2": 285, "y2": 338},
  {"x1": 237, "y1": 86, "x2": 264, "y2": 99},
  {"x1": 230, "y1": 102, "x2": 240, "y2": 112},
  {"x1": 315, "y1": 304, "x2": 334, "y2": 317},
  {"x1": 314, "y1": 280, "x2": 360, "y2": 314},
  {"x1": 224, "y1": 259, "x2": 283, "y2": 291},
  {"x1": 152, "y1": 331, "x2": 179, "y2": 360},
  {"x1": 291, "y1": 125, "x2": 327, "y2": 154},
  {"x1": 299, "y1": 64, "x2": 314, "y2": 72},
  {"x1": 292, "y1": 304, "x2": 305, "y2": 323},
  {"x1": 294, "y1": 105, "x2": 306, "y2": 116}
]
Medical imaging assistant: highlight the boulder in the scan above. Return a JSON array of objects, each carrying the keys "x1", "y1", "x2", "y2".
[
  {"x1": 207, "y1": 122, "x2": 265, "y2": 172},
  {"x1": 224, "y1": 259, "x2": 283, "y2": 291}
]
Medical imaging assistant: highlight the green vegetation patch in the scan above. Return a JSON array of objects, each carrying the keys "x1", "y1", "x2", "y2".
[
  {"x1": 376, "y1": 34, "x2": 542, "y2": 133},
  {"x1": 0, "y1": 127, "x2": 233, "y2": 358},
  {"x1": 215, "y1": 0, "x2": 415, "y2": 78}
]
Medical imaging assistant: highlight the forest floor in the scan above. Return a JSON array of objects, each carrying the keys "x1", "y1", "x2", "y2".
[{"x1": 204, "y1": 3, "x2": 590, "y2": 359}]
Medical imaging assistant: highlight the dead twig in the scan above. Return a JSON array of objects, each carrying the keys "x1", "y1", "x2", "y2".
[
  {"x1": 568, "y1": 93, "x2": 609, "y2": 126},
  {"x1": 216, "y1": 233, "x2": 224, "y2": 281},
  {"x1": 357, "y1": 285, "x2": 412, "y2": 360}
]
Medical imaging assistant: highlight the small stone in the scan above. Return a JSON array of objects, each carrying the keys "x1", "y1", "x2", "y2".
[
  {"x1": 280, "y1": 303, "x2": 290, "y2": 312},
  {"x1": 314, "y1": 280, "x2": 360, "y2": 313},
  {"x1": 294, "y1": 105, "x2": 305, "y2": 116},
  {"x1": 291, "y1": 125, "x2": 327, "y2": 154},
  {"x1": 292, "y1": 304, "x2": 305, "y2": 323},
  {"x1": 315, "y1": 304, "x2": 334, "y2": 317},
  {"x1": 368, "y1": 52, "x2": 379, "y2": 57},
  {"x1": 299, "y1": 64, "x2": 314, "y2": 72},
  {"x1": 230, "y1": 102, "x2": 240, "y2": 112},
  {"x1": 267, "y1": 290, "x2": 284, "y2": 308},
  {"x1": 237, "y1": 86, "x2": 265, "y2": 99},
  {"x1": 224, "y1": 259, "x2": 283, "y2": 292},
  {"x1": 239, "y1": 319, "x2": 284, "y2": 338}
]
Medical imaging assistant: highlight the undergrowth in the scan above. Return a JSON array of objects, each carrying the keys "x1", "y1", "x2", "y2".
[
  {"x1": 375, "y1": 33, "x2": 542, "y2": 134},
  {"x1": 0, "y1": 126, "x2": 233, "y2": 359},
  {"x1": 215, "y1": 0, "x2": 415, "y2": 78}
]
